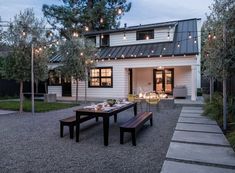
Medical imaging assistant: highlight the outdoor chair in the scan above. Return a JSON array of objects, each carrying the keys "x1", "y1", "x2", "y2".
[{"x1": 145, "y1": 93, "x2": 160, "y2": 113}]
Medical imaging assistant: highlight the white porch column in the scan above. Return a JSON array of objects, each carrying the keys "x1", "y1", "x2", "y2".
[{"x1": 191, "y1": 65, "x2": 197, "y2": 101}]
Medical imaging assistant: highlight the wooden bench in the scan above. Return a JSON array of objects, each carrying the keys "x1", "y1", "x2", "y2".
[
  {"x1": 60, "y1": 115, "x2": 98, "y2": 139},
  {"x1": 120, "y1": 112, "x2": 153, "y2": 146}
]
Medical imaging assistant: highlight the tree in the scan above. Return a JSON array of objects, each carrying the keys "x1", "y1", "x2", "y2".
[
  {"x1": 42, "y1": 0, "x2": 131, "y2": 39},
  {"x1": 59, "y1": 37, "x2": 96, "y2": 103},
  {"x1": 3, "y1": 9, "x2": 50, "y2": 113},
  {"x1": 202, "y1": 0, "x2": 235, "y2": 130}
]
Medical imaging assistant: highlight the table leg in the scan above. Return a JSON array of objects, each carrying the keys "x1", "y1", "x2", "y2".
[
  {"x1": 76, "y1": 113, "x2": 80, "y2": 142},
  {"x1": 103, "y1": 116, "x2": 110, "y2": 146},
  {"x1": 134, "y1": 103, "x2": 137, "y2": 116}
]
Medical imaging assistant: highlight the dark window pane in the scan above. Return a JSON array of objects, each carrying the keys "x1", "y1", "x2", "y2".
[{"x1": 137, "y1": 30, "x2": 154, "y2": 40}]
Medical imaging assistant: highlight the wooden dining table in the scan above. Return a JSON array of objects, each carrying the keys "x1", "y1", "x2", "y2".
[{"x1": 75, "y1": 102, "x2": 137, "y2": 146}]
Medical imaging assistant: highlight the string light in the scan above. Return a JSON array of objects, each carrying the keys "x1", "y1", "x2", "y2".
[
  {"x1": 101, "y1": 34, "x2": 104, "y2": 39},
  {"x1": 80, "y1": 52, "x2": 83, "y2": 56},
  {"x1": 100, "y1": 18, "x2": 104, "y2": 23},
  {"x1": 118, "y1": 8, "x2": 122, "y2": 15},
  {"x1": 151, "y1": 50, "x2": 154, "y2": 53},
  {"x1": 163, "y1": 47, "x2": 166, "y2": 51},
  {"x1": 73, "y1": 32, "x2": 79, "y2": 37},
  {"x1": 43, "y1": 46, "x2": 47, "y2": 49},
  {"x1": 194, "y1": 38, "x2": 197, "y2": 44},
  {"x1": 39, "y1": 47, "x2": 42, "y2": 51},
  {"x1": 85, "y1": 26, "x2": 89, "y2": 32},
  {"x1": 188, "y1": 32, "x2": 192, "y2": 39},
  {"x1": 147, "y1": 55, "x2": 150, "y2": 58},
  {"x1": 213, "y1": 34, "x2": 216, "y2": 39},
  {"x1": 167, "y1": 32, "x2": 170, "y2": 39},
  {"x1": 160, "y1": 54, "x2": 162, "y2": 57},
  {"x1": 208, "y1": 32, "x2": 211, "y2": 39},
  {"x1": 123, "y1": 33, "x2": 126, "y2": 40},
  {"x1": 146, "y1": 35, "x2": 149, "y2": 40},
  {"x1": 56, "y1": 41, "x2": 59, "y2": 45},
  {"x1": 102, "y1": 59, "x2": 104, "y2": 61},
  {"x1": 177, "y1": 42, "x2": 180, "y2": 48}
]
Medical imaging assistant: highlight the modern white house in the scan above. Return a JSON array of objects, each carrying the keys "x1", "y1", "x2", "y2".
[{"x1": 48, "y1": 18, "x2": 201, "y2": 101}]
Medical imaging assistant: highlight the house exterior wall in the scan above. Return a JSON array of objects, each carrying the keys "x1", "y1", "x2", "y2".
[
  {"x1": 48, "y1": 86, "x2": 62, "y2": 97},
  {"x1": 69, "y1": 56, "x2": 197, "y2": 99},
  {"x1": 95, "y1": 27, "x2": 175, "y2": 47}
]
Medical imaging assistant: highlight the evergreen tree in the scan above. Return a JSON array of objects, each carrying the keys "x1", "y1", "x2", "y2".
[{"x1": 42, "y1": 0, "x2": 131, "y2": 39}]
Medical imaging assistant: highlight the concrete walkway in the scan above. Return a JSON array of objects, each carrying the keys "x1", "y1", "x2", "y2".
[
  {"x1": 161, "y1": 106, "x2": 235, "y2": 173},
  {"x1": 0, "y1": 109, "x2": 17, "y2": 115}
]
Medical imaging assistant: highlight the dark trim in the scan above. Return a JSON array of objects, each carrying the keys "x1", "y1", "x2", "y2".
[
  {"x1": 129, "y1": 69, "x2": 133, "y2": 94},
  {"x1": 153, "y1": 68, "x2": 174, "y2": 94},
  {"x1": 136, "y1": 29, "x2": 154, "y2": 40},
  {"x1": 88, "y1": 67, "x2": 113, "y2": 88}
]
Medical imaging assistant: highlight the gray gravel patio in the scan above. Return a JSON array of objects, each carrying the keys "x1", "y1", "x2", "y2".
[{"x1": 0, "y1": 102, "x2": 181, "y2": 173}]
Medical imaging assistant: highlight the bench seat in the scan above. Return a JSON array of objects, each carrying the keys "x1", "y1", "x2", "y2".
[
  {"x1": 60, "y1": 115, "x2": 98, "y2": 139},
  {"x1": 120, "y1": 112, "x2": 153, "y2": 146}
]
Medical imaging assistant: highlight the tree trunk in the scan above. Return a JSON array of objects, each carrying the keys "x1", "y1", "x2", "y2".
[
  {"x1": 223, "y1": 76, "x2": 227, "y2": 131},
  {"x1": 85, "y1": 75, "x2": 87, "y2": 104},
  {"x1": 44, "y1": 81, "x2": 48, "y2": 94},
  {"x1": 19, "y1": 81, "x2": 24, "y2": 113},
  {"x1": 209, "y1": 77, "x2": 214, "y2": 103},
  {"x1": 76, "y1": 79, "x2": 79, "y2": 103}
]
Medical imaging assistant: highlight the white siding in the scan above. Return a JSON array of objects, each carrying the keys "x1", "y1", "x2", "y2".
[
  {"x1": 71, "y1": 55, "x2": 197, "y2": 99},
  {"x1": 174, "y1": 66, "x2": 192, "y2": 96},
  {"x1": 48, "y1": 86, "x2": 62, "y2": 97},
  {"x1": 110, "y1": 27, "x2": 175, "y2": 47}
]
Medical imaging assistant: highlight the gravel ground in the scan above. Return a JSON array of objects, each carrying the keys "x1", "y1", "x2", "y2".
[{"x1": 0, "y1": 102, "x2": 181, "y2": 173}]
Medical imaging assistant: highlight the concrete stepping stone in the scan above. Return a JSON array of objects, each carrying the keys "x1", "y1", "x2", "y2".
[
  {"x1": 172, "y1": 131, "x2": 230, "y2": 146},
  {"x1": 181, "y1": 110, "x2": 203, "y2": 114},
  {"x1": 180, "y1": 113, "x2": 205, "y2": 118},
  {"x1": 182, "y1": 107, "x2": 203, "y2": 111},
  {"x1": 161, "y1": 160, "x2": 235, "y2": 173},
  {"x1": 166, "y1": 142, "x2": 235, "y2": 167},
  {"x1": 178, "y1": 117, "x2": 217, "y2": 125},
  {"x1": 175, "y1": 123, "x2": 223, "y2": 133}
]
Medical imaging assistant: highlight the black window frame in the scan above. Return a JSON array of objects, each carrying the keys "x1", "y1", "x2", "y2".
[
  {"x1": 88, "y1": 67, "x2": 113, "y2": 88},
  {"x1": 136, "y1": 29, "x2": 154, "y2": 40},
  {"x1": 100, "y1": 34, "x2": 110, "y2": 47}
]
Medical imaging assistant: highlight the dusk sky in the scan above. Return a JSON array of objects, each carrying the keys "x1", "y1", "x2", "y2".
[{"x1": 0, "y1": 0, "x2": 214, "y2": 26}]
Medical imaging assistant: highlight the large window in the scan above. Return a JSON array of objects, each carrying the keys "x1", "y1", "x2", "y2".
[
  {"x1": 89, "y1": 67, "x2": 113, "y2": 87},
  {"x1": 100, "y1": 34, "x2": 110, "y2": 47},
  {"x1": 136, "y1": 29, "x2": 154, "y2": 40}
]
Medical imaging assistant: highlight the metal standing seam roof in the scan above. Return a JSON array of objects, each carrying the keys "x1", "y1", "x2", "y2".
[{"x1": 49, "y1": 18, "x2": 199, "y2": 63}]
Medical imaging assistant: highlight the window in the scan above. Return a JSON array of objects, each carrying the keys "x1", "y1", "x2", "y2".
[
  {"x1": 89, "y1": 67, "x2": 113, "y2": 87},
  {"x1": 136, "y1": 29, "x2": 154, "y2": 40},
  {"x1": 48, "y1": 70, "x2": 61, "y2": 85},
  {"x1": 100, "y1": 34, "x2": 110, "y2": 47}
]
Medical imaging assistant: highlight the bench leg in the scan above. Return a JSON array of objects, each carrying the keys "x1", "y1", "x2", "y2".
[
  {"x1": 69, "y1": 125, "x2": 74, "y2": 139},
  {"x1": 120, "y1": 129, "x2": 124, "y2": 144},
  {"x1": 150, "y1": 117, "x2": 153, "y2": 126},
  {"x1": 60, "y1": 123, "x2": 63, "y2": 138},
  {"x1": 131, "y1": 130, "x2": 136, "y2": 146},
  {"x1": 96, "y1": 117, "x2": 99, "y2": 122},
  {"x1": 114, "y1": 114, "x2": 117, "y2": 123}
]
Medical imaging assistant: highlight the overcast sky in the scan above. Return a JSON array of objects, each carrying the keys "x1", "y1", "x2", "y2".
[{"x1": 0, "y1": 0, "x2": 213, "y2": 26}]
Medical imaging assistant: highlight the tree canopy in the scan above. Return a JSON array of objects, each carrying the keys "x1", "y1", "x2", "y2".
[
  {"x1": 42, "y1": 0, "x2": 131, "y2": 39},
  {"x1": 202, "y1": 0, "x2": 235, "y2": 80}
]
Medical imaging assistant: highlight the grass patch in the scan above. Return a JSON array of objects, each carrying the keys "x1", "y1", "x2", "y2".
[{"x1": 0, "y1": 100, "x2": 78, "y2": 112}]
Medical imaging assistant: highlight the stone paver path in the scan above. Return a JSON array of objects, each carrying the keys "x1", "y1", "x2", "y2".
[{"x1": 161, "y1": 106, "x2": 235, "y2": 173}]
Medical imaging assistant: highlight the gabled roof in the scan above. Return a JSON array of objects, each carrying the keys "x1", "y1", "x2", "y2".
[
  {"x1": 96, "y1": 18, "x2": 200, "y2": 59},
  {"x1": 49, "y1": 18, "x2": 200, "y2": 63}
]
